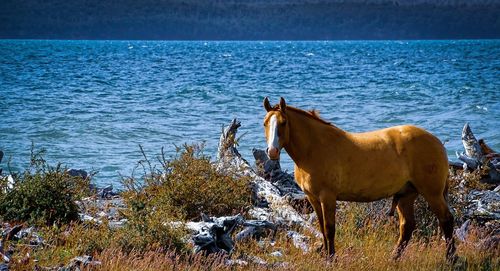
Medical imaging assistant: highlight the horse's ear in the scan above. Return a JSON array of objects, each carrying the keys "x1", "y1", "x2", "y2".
[
  {"x1": 263, "y1": 97, "x2": 272, "y2": 112},
  {"x1": 279, "y1": 97, "x2": 287, "y2": 113}
]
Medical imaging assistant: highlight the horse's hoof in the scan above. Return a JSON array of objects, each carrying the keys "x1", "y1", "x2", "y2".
[
  {"x1": 446, "y1": 254, "x2": 459, "y2": 265},
  {"x1": 315, "y1": 242, "x2": 324, "y2": 253},
  {"x1": 449, "y1": 255, "x2": 467, "y2": 270},
  {"x1": 391, "y1": 249, "x2": 403, "y2": 261},
  {"x1": 325, "y1": 253, "x2": 336, "y2": 264}
]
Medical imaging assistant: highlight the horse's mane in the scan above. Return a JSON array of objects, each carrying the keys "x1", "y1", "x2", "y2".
[{"x1": 284, "y1": 106, "x2": 333, "y2": 126}]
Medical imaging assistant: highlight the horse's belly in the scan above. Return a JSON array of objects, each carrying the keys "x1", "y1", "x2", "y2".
[
  {"x1": 337, "y1": 189, "x2": 399, "y2": 202},
  {"x1": 336, "y1": 170, "x2": 410, "y2": 202}
]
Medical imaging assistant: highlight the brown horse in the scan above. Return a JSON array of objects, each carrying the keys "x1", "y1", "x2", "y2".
[{"x1": 262, "y1": 97, "x2": 455, "y2": 260}]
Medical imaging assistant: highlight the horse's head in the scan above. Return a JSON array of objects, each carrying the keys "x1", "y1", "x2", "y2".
[{"x1": 263, "y1": 97, "x2": 290, "y2": 160}]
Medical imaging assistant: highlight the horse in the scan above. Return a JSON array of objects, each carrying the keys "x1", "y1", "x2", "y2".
[{"x1": 262, "y1": 97, "x2": 455, "y2": 261}]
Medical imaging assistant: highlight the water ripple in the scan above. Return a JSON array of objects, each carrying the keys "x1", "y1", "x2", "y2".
[{"x1": 0, "y1": 40, "x2": 499, "y2": 186}]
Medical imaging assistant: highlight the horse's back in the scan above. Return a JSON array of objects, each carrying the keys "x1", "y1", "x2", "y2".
[{"x1": 353, "y1": 124, "x2": 448, "y2": 186}]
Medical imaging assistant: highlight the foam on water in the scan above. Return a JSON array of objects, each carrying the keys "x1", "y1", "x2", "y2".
[{"x1": 0, "y1": 40, "x2": 499, "y2": 186}]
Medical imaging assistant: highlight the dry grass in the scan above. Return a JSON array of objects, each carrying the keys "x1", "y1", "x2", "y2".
[
  {"x1": 10, "y1": 217, "x2": 498, "y2": 271},
  {"x1": 4, "y1": 150, "x2": 498, "y2": 270}
]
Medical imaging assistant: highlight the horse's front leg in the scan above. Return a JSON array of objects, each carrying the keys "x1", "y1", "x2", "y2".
[
  {"x1": 306, "y1": 194, "x2": 327, "y2": 252},
  {"x1": 320, "y1": 197, "x2": 337, "y2": 258}
]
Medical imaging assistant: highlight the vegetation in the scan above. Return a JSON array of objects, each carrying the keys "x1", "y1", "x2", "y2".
[
  {"x1": 0, "y1": 147, "x2": 90, "y2": 226},
  {"x1": 122, "y1": 144, "x2": 252, "y2": 221},
  {"x1": 1, "y1": 145, "x2": 498, "y2": 270}
]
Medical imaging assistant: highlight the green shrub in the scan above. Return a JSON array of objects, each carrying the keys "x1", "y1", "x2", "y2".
[
  {"x1": 0, "y1": 147, "x2": 90, "y2": 226},
  {"x1": 123, "y1": 144, "x2": 252, "y2": 221}
]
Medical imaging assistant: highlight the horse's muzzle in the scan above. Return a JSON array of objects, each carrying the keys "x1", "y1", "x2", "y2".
[{"x1": 267, "y1": 147, "x2": 280, "y2": 160}]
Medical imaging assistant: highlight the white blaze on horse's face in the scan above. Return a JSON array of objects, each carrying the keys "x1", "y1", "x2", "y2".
[{"x1": 267, "y1": 115, "x2": 280, "y2": 160}]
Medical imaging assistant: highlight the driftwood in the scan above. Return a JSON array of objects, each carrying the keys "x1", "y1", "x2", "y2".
[
  {"x1": 456, "y1": 123, "x2": 500, "y2": 184},
  {"x1": 184, "y1": 119, "x2": 320, "y2": 255},
  {"x1": 252, "y1": 149, "x2": 305, "y2": 202},
  {"x1": 217, "y1": 119, "x2": 318, "y2": 234}
]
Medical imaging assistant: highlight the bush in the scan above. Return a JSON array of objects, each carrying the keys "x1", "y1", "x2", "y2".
[
  {"x1": 123, "y1": 144, "x2": 252, "y2": 221},
  {"x1": 0, "y1": 147, "x2": 90, "y2": 226}
]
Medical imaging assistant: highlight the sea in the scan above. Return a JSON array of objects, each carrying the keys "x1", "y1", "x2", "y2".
[{"x1": 0, "y1": 40, "x2": 499, "y2": 187}]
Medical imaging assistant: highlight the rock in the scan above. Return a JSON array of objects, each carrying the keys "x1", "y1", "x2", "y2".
[
  {"x1": 456, "y1": 151, "x2": 480, "y2": 170},
  {"x1": 0, "y1": 175, "x2": 14, "y2": 192},
  {"x1": 286, "y1": 230, "x2": 310, "y2": 252},
  {"x1": 79, "y1": 214, "x2": 100, "y2": 224},
  {"x1": 248, "y1": 255, "x2": 267, "y2": 265},
  {"x1": 225, "y1": 259, "x2": 248, "y2": 266},
  {"x1": 270, "y1": 250, "x2": 283, "y2": 257},
  {"x1": 98, "y1": 185, "x2": 114, "y2": 199},
  {"x1": 0, "y1": 241, "x2": 12, "y2": 264},
  {"x1": 466, "y1": 189, "x2": 500, "y2": 222},
  {"x1": 108, "y1": 219, "x2": 128, "y2": 229},
  {"x1": 455, "y1": 219, "x2": 471, "y2": 242},
  {"x1": 97, "y1": 211, "x2": 107, "y2": 218},
  {"x1": 58, "y1": 255, "x2": 101, "y2": 271},
  {"x1": 66, "y1": 169, "x2": 88, "y2": 180},
  {"x1": 18, "y1": 227, "x2": 43, "y2": 247},
  {"x1": 2, "y1": 225, "x2": 22, "y2": 241}
]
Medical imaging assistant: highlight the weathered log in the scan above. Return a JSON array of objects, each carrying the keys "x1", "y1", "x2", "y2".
[
  {"x1": 462, "y1": 123, "x2": 483, "y2": 160},
  {"x1": 215, "y1": 118, "x2": 320, "y2": 251},
  {"x1": 252, "y1": 149, "x2": 305, "y2": 201},
  {"x1": 456, "y1": 123, "x2": 499, "y2": 184},
  {"x1": 456, "y1": 151, "x2": 480, "y2": 170},
  {"x1": 186, "y1": 214, "x2": 244, "y2": 254},
  {"x1": 184, "y1": 214, "x2": 278, "y2": 254},
  {"x1": 465, "y1": 188, "x2": 500, "y2": 222}
]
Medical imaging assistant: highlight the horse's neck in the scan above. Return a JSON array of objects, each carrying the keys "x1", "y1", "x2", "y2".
[{"x1": 284, "y1": 111, "x2": 347, "y2": 168}]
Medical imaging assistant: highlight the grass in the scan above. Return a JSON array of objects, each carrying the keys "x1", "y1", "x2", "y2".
[
  {"x1": 2, "y1": 145, "x2": 498, "y2": 270},
  {"x1": 10, "y1": 216, "x2": 498, "y2": 270}
]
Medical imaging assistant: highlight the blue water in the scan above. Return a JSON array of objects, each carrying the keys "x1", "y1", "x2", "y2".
[{"x1": 1, "y1": 40, "x2": 499, "y2": 187}]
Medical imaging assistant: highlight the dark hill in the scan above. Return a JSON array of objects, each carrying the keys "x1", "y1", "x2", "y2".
[{"x1": 0, "y1": 0, "x2": 499, "y2": 40}]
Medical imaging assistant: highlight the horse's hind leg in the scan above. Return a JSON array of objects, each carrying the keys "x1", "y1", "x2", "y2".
[
  {"x1": 422, "y1": 194, "x2": 456, "y2": 261},
  {"x1": 393, "y1": 193, "x2": 418, "y2": 259},
  {"x1": 387, "y1": 195, "x2": 399, "y2": 217}
]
